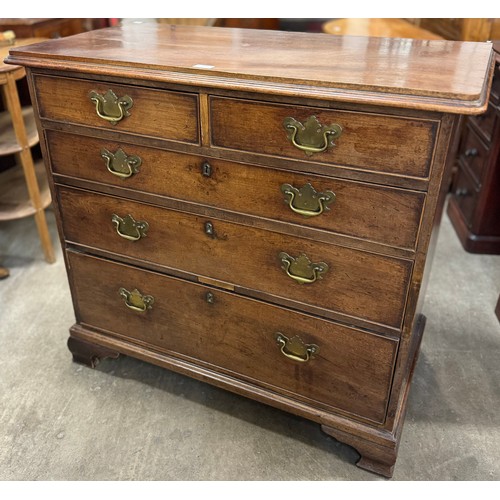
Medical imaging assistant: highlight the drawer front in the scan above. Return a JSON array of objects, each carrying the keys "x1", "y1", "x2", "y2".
[
  {"x1": 68, "y1": 250, "x2": 398, "y2": 423},
  {"x1": 469, "y1": 103, "x2": 497, "y2": 144},
  {"x1": 210, "y1": 96, "x2": 437, "y2": 179},
  {"x1": 34, "y1": 75, "x2": 199, "y2": 144},
  {"x1": 458, "y1": 124, "x2": 488, "y2": 185},
  {"x1": 452, "y1": 168, "x2": 479, "y2": 229},
  {"x1": 58, "y1": 187, "x2": 412, "y2": 330},
  {"x1": 47, "y1": 130, "x2": 425, "y2": 250}
]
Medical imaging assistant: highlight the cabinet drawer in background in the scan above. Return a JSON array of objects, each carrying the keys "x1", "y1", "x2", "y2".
[
  {"x1": 469, "y1": 102, "x2": 497, "y2": 144},
  {"x1": 452, "y1": 168, "x2": 479, "y2": 229},
  {"x1": 46, "y1": 130, "x2": 425, "y2": 251},
  {"x1": 58, "y1": 186, "x2": 412, "y2": 331},
  {"x1": 490, "y1": 62, "x2": 500, "y2": 105},
  {"x1": 458, "y1": 124, "x2": 488, "y2": 186},
  {"x1": 68, "y1": 250, "x2": 398, "y2": 424},
  {"x1": 34, "y1": 75, "x2": 199, "y2": 144},
  {"x1": 210, "y1": 96, "x2": 438, "y2": 179}
]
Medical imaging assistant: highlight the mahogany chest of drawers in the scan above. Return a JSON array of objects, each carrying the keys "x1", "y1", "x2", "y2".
[
  {"x1": 6, "y1": 25, "x2": 493, "y2": 477},
  {"x1": 447, "y1": 41, "x2": 500, "y2": 254}
]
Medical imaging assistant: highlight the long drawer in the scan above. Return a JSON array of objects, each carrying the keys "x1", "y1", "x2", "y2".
[
  {"x1": 58, "y1": 186, "x2": 412, "y2": 330},
  {"x1": 33, "y1": 75, "x2": 200, "y2": 144},
  {"x1": 210, "y1": 96, "x2": 438, "y2": 179},
  {"x1": 46, "y1": 130, "x2": 426, "y2": 251},
  {"x1": 67, "y1": 250, "x2": 399, "y2": 424}
]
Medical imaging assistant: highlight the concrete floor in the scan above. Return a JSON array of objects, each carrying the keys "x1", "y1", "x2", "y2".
[{"x1": 1, "y1": 204, "x2": 500, "y2": 481}]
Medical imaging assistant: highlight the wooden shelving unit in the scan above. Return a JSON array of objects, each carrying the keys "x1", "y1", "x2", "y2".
[
  {"x1": 0, "y1": 39, "x2": 55, "y2": 264},
  {"x1": 0, "y1": 106, "x2": 38, "y2": 155},
  {"x1": 0, "y1": 159, "x2": 51, "y2": 221}
]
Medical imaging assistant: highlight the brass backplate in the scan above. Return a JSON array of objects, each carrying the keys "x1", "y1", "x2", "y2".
[
  {"x1": 279, "y1": 252, "x2": 329, "y2": 284},
  {"x1": 283, "y1": 115, "x2": 342, "y2": 156},
  {"x1": 119, "y1": 287, "x2": 154, "y2": 311},
  {"x1": 111, "y1": 214, "x2": 149, "y2": 241},
  {"x1": 281, "y1": 182, "x2": 335, "y2": 217},
  {"x1": 101, "y1": 148, "x2": 142, "y2": 178},
  {"x1": 89, "y1": 89, "x2": 133, "y2": 124}
]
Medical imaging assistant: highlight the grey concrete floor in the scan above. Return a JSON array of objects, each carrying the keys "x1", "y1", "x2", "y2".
[{"x1": 1, "y1": 203, "x2": 500, "y2": 481}]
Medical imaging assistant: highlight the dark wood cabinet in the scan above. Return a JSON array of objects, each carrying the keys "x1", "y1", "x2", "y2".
[
  {"x1": 6, "y1": 26, "x2": 493, "y2": 478},
  {"x1": 447, "y1": 42, "x2": 500, "y2": 254}
]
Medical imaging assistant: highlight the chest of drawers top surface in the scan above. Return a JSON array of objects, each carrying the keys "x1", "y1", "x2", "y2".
[{"x1": 6, "y1": 24, "x2": 494, "y2": 113}]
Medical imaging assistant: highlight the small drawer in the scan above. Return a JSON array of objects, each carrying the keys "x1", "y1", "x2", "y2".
[
  {"x1": 469, "y1": 103, "x2": 497, "y2": 144},
  {"x1": 68, "y1": 250, "x2": 399, "y2": 424},
  {"x1": 46, "y1": 130, "x2": 425, "y2": 251},
  {"x1": 34, "y1": 75, "x2": 199, "y2": 144},
  {"x1": 58, "y1": 186, "x2": 412, "y2": 331},
  {"x1": 451, "y1": 167, "x2": 479, "y2": 229},
  {"x1": 210, "y1": 96, "x2": 438, "y2": 179},
  {"x1": 458, "y1": 124, "x2": 489, "y2": 185}
]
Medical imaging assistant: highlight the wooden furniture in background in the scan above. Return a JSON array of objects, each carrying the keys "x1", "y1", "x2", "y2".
[
  {"x1": 156, "y1": 18, "x2": 279, "y2": 30},
  {"x1": 0, "y1": 38, "x2": 54, "y2": 263},
  {"x1": 407, "y1": 18, "x2": 500, "y2": 42},
  {"x1": 0, "y1": 19, "x2": 86, "y2": 39},
  {"x1": 7, "y1": 25, "x2": 493, "y2": 477},
  {"x1": 447, "y1": 41, "x2": 500, "y2": 254},
  {"x1": 323, "y1": 18, "x2": 443, "y2": 39},
  {"x1": 156, "y1": 18, "x2": 217, "y2": 27},
  {"x1": 215, "y1": 19, "x2": 280, "y2": 30}
]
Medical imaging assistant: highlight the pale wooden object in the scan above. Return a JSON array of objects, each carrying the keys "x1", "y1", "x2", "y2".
[
  {"x1": 0, "y1": 38, "x2": 54, "y2": 263},
  {"x1": 323, "y1": 18, "x2": 443, "y2": 40},
  {"x1": 410, "y1": 18, "x2": 500, "y2": 42}
]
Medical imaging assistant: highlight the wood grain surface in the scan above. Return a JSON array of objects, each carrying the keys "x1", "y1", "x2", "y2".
[
  {"x1": 58, "y1": 186, "x2": 412, "y2": 331},
  {"x1": 68, "y1": 250, "x2": 398, "y2": 424},
  {"x1": 5, "y1": 24, "x2": 494, "y2": 112},
  {"x1": 34, "y1": 74, "x2": 199, "y2": 144},
  {"x1": 210, "y1": 96, "x2": 438, "y2": 178},
  {"x1": 46, "y1": 130, "x2": 426, "y2": 251}
]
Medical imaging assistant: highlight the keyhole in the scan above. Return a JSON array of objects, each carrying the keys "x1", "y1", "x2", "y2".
[
  {"x1": 205, "y1": 221, "x2": 214, "y2": 236},
  {"x1": 201, "y1": 161, "x2": 212, "y2": 177}
]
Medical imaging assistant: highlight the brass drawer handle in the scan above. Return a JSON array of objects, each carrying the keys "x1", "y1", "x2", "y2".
[
  {"x1": 281, "y1": 182, "x2": 336, "y2": 217},
  {"x1": 89, "y1": 89, "x2": 133, "y2": 125},
  {"x1": 101, "y1": 148, "x2": 142, "y2": 179},
  {"x1": 111, "y1": 214, "x2": 149, "y2": 241},
  {"x1": 279, "y1": 252, "x2": 328, "y2": 284},
  {"x1": 275, "y1": 333, "x2": 319, "y2": 363},
  {"x1": 119, "y1": 287, "x2": 154, "y2": 312},
  {"x1": 283, "y1": 116, "x2": 342, "y2": 156}
]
